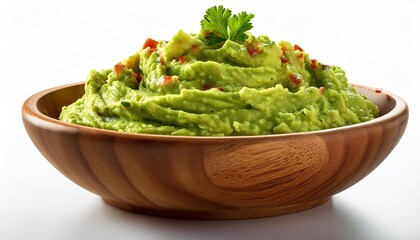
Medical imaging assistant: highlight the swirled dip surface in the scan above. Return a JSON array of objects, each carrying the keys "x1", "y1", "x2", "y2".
[{"x1": 59, "y1": 30, "x2": 378, "y2": 136}]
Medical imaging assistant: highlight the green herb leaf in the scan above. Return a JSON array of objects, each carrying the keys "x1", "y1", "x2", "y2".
[
  {"x1": 200, "y1": 6, "x2": 254, "y2": 46},
  {"x1": 203, "y1": 32, "x2": 226, "y2": 46},
  {"x1": 121, "y1": 101, "x2": 130, "y2": 107},
  {"x1": 228, "y1": 11, "x2": 254, "y2": 43},
  {"x1": 201, "y1": 6, "x2": 231, "y2": 40}
]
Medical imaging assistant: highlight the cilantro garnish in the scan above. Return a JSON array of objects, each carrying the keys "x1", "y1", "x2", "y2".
[{"x1": 200, "y1": 6, "x2": 254, "y2": 47}]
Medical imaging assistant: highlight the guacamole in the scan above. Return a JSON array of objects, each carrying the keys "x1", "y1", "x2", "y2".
[{"x1": 59, "y1": 7, "x2": 378, "y2": 136}]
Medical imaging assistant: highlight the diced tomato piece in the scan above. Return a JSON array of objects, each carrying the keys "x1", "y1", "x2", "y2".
[
  {"x1": 246, "y1": 43, "x2": 262, "y2": 56},
  {"x1": 319, "y1": 86, "x2": 325, "y2": 95},
  {"x1": 310, "y1": 59, "x2": 319, "y2": 69},
  {"x1": 203, "y1": 83, "x2": 224, "y2": 91},
  {"x1": 131, "y1": 72, "x2": 142, "y2": 83},
  {"x1": 294, "y1": 44, "x2": 304, "y2": 52},
  {"x1": 159, "y1": 57, "x2": 166, "y2": 65},
  {"x1": 114, "y1": 62, "x2": 125, "y2": 74},
  {"x1": 143, "y1": 38, "x2": 159, "y2": 52},
  {"x1": 161, "y1": 75, "x2": 173, "y2": 85},
  {"x1": 247, "y1": 47, "x2": 259, "y2": 55},
  {"x1": 288, "y1": 73, "x2": 302, "y2": 85},
  {"x1": 297, "y1": 53, "x2": 304, "y2": 59},
  {"x1": 179, "y1": 55, "x2": 187, "y2": 64},
  {"x1": 281, "y1": 55, "x2": 288, "y2": 64},
  {"x1": 247, "y1": 46, "x2": 260, "y2": 55},
  {"x1": 156, "y1": 75, "x2": 171, "y2": 86}
]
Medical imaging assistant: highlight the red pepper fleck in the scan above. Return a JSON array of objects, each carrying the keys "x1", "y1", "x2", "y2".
[
  {"x1": 179, "y1": 55, "x2": 187, "y2": 64},
  {"x1": 114, "y1": 63, "x2": 125, "y2": 74},
  {"x1": 163, "y1": 75, "x2": 172, "y2": 84},
  {"x1": 375, "y1": 88, "x2": 382, "y2": 93},
  {"x1": 294, "y1": 44, "x2": 304, "y2": 52},
  {"x1": 203, "y1": 83, "x2": 224, "y2": 91},
  {"x1": 143, "y1": 38, "x2": 159, "y2": 54},
  {"x1": 310, "y1": 59, "x2": 319, "y2": 69},
  {"x1": 246, "y1": 42, "x2": 262, "y2": 55},
  {"x1": 297, "y1": 53, "x2": 304, "y2": 59},
  {"x1": 281, "y1": 55, "x2": 289, "y2": 64},
  {"x1": 281, "y1": 46, "x2": 288, "y2": 52},
  {"x1": 159, "y1": 57, "x2": 166, "y2": 65},
  {"x1": 319, "y1": 86, "x2": 325, "y2": 95},
  {"x1": 157, "y1": 75, "x2": 174, "y2": 86},
  {"x1": 288, "y1": 73, "x2": 302, "y2": 85},
  {"x1": 203, "y1": 83, "x2": 212, "y2": 90},
  {"x1": 247, "y1": 47, "x2": 259, "y2": 55},
  {"x1": 131, "y1": 73, "x2": 142, "y2": 83}
]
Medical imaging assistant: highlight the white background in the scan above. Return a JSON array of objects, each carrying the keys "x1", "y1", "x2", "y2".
[{"x1": 1, "y1": 0, "x2": 419, "y2": 239}]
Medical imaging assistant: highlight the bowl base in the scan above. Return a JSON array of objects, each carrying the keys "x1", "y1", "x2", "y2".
[{"x1": 102, "y1": 197, "x2": 331, "y2": 220}]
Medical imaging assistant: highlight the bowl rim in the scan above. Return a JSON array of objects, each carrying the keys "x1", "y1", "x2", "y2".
[{"x1": 22, "y1": 81, "x2": 409, "y2": 142}]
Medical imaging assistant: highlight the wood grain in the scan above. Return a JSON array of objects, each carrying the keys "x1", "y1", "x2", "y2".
[{"x1": 22, "y1": 82, "x2": 409, "y2": 219}]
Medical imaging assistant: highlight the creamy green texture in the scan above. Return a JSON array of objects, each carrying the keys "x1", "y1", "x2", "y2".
[{"x1": 59, "y1": 30, "x2": 379, "y2": 136}]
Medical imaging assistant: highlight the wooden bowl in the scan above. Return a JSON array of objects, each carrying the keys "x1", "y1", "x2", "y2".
[{"x1": 22, "y1": 82, "x2": 408, "y2": 219}]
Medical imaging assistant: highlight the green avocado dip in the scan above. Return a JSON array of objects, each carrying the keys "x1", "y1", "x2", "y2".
[{"x1": 59, "y1": 6, "x2": 379, "y2": 136}]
